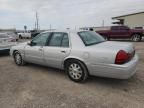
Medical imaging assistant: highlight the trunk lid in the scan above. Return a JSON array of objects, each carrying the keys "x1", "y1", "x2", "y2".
[
  {"x1": 89, "y1": 41, "x2": 134, "y2": 54},
  {"x1": 87, "y1": 41, "x2": 135, "y2": 64}
]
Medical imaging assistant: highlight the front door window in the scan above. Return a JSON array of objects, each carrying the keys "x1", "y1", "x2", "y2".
[{"x1": 31, "y1": 33, "x2": 51, "y2": 46}]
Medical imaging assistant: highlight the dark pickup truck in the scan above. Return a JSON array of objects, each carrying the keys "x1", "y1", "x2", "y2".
[{"x1": 95, "y1": 26, "x2": 144, "y2": 41}]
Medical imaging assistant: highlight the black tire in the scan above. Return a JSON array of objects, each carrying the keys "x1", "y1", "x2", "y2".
[
  {"x1": 19, "y1": 35, "x2": 22, "y2": 39},
  {"x1": 132, "y1": 34, "x2": 141, "y2": 42},
  {"x1": 103, "y1": 36, "x2": 109, "y2": 41},
  {"x1": 14, "y1": 51, "x2": 25, "y2": 66},
  {"x1": 65, "y1": 60, "x2": 88, "y2": 82}
]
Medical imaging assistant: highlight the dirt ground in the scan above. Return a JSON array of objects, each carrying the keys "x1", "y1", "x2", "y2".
[{"x1": 0, "y1": 40, "x2": 144, "y2": 108}]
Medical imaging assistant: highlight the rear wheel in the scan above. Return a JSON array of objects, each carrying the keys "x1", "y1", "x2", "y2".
[
  {"x1": 14, "y1": 51, "x2": 25, "y2": 66},
  {"x1": 65, "y1": 60, "x2": 88, "y2": 82},
  {"x1": 19, "y1": 35, "x2": 22, "y2": 39},
  {"x1": 132, "y1": 34, "x2": 141, "y2": 42},
  {"x1": 103, "y1": 36, "x2": 109, "y2": 41}
]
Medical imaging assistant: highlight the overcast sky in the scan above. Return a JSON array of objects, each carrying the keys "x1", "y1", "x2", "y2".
[{"x1": 0, "y1": 0, "x2": 144, "y2": 30}]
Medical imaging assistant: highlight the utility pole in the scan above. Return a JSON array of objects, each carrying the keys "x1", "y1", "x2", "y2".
[
  {"x1": 75, "y1": 26, "x2": 77, "y2": 30},
  {"x1": 102, "y1": 20, "x2": 104, "y2": 27},
  {"x1": 50, "y1": 24, "x2": 52, "y2": 30},
  {"x1": 35, "y1": 11, "x2": 39, "y2": 30},
  {"x1": 35, "y1": 21, "x2": 36, "y2": 30}
]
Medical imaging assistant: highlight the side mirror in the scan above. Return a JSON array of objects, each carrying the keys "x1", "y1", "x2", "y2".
[{"x1": 27, "y1": 41, "x2": 36, "y2": 46}]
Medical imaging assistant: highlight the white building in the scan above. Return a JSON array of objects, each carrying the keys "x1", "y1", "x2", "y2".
[
  {"x1": 112, "y1": 11, "x2": 144, "y2": 29},
  {"x1": 0, "y1": 28, "x2": 16, "y2": 32}
]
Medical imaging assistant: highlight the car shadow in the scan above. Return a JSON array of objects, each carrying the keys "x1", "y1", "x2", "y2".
[
  {"x1": 85, "y1": 74, "x2": 141, "y2": 93},
  {"x1": 0, "y1": 52, "x2": 10, "y2": 57},
  {"x1": 25, "y1": 63, "x2": 66, "y2": 75},
  {"x1": 25, "y1": 63, "x2": 139, "y2": 92},
  {"x1": 109, "y1": 39, "x2": 144, "y2": 42}
]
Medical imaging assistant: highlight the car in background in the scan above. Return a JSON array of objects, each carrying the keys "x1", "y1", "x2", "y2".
[
  {"x1": 30, "y1": 30, "x2": 41, "y2": 38},
  {"x1": 0, "y1": 33, "x2": 17, "y2": 53},
  {"x1": 95, "y1": 26, "x2": 144, "y2": 41},
  {"x1": 10, "y1": 30, "x2": 138, "y2": 82},
  {"x1": 7, "y1": 32, "x2": 19, "y2": 41},
  {"x1": 18, "y1": 31, "x2": 31, "y2": 39}
]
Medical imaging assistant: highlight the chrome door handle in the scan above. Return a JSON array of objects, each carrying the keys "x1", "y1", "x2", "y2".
[{"x1": 61, "y1": 51, "x2": 66, "y2": 53}]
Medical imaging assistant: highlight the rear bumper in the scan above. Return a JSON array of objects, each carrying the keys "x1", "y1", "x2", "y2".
[
  {"x1": 0, "y1": 43, "x2": 17, "y2": 54},
  {"x1": 89, "y1": 54, "x2": 139, "y2": 79},
  {"x1": 0, "y1": 49, "x2": 10, "y2": 53}
]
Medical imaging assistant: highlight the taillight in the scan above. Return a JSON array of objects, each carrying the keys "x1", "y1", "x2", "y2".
[
  {"x1": 115, "y1": 50, "x2": 129, "y2": 64},
  {"x1": 10, "y1": 39, "x2": 16, "y2": 42},
  {"x1": 8, "y1": 38, "x2": 16, "y2": 42}
]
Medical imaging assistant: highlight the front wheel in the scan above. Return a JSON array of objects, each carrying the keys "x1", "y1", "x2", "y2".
[
  {"x1": 14, "y1": 51, "x2": 25, "y2": 66},
  {"x1": 132, "y1": 34, "x2": 141, "y2": 42},
  {"x1": 66, "y1": 60, "x2": 88, "y2": 82},
  {"x1": 19, "y1": 35, "x2": 22, "y2": 39}
]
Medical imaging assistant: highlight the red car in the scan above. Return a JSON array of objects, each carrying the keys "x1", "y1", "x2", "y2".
[{"x1": 95, "y1": 26, "x2": 144, "y2": 41}]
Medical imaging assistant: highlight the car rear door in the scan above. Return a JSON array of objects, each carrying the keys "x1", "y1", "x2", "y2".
[
  {"x1": 118, "y1": 26, "x2": 130, "y2": 38},
  {"x1": 43, "y1": 32, "x2": 71, "y2": 69},
  {"x1": 24, "y1": 32, "x2": 51, "y2": 65},
  {"x1": 110, "y1": 26, "x2": 129, "y2": 38},
  {"x1": 109, "y1": 26, "x2": 120, "y2": 38}
]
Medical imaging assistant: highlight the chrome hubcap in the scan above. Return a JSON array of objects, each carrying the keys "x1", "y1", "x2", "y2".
[
  {"x1": 69, "y1": 63, "x2": 82, "y2": 80},
  {"x1": 15, "y1": 54, "x2": 21, "y2": 64}
]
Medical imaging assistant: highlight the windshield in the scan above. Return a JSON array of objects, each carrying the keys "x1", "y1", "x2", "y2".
[{"x1": 78, "y1": 31, "x2": 105, "y2": 46}]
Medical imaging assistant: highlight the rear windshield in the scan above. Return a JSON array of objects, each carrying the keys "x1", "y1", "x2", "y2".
[{"x1": 78, "y1": 31, "x2": 105, "y2": 46}]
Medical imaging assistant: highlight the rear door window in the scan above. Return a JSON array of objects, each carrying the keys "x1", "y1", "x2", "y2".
[
  {"x1": 48, "y1": 32, "x2": 69, "y2": 47},
  {"x1": 119, "y1": 26, "x2": 129, "y2": 30},
  {"x1": 49, "y1": 33, "x2": 64, "y2": 47},
  {"x1": 61, "y1": 33, "x2": 69, "y2": 47},
  {"x1": 111, "y1": 26, "x2": 119, "y2": 31}
]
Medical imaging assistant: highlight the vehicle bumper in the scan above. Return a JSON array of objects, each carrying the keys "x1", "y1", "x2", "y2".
[
  {"x1": 0, "y1": 49, "x2": 10, "y2": 53},
  {"x1": 89, "y1": 54, "x2": 139, "y2": 79},
  {"x1": 0, "y1": 43, "x2": 17, "y2": 54}
]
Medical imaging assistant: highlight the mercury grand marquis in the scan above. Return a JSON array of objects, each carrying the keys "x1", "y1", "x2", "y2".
[{"x1": 10, "y1": 30, "x2": 139, "y2": 82}]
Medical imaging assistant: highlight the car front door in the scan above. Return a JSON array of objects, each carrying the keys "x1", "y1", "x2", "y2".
[
  {"x1": 24, "y1": 32, "x2": 51, "y2": 65},
  {"x1": 43, "y1": 32, "x2": 71, "y2": 69}
]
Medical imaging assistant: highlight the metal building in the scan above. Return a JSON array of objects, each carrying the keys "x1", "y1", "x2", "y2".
[{"x1": 112, "y1": 11, "x2": 144, "y2": 29}]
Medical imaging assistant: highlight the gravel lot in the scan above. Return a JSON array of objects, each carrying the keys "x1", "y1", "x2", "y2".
[{"x1": 0, "y1": 40, "x2": 144, "y2": 108}]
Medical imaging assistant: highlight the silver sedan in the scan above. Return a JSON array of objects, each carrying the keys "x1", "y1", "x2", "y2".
[
  {"x1": 10, "y1": 30, "x2": 139, "y2": 82},
  {"x1": 0, "y1": 33, "x2": 17, "y2": 53}
]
